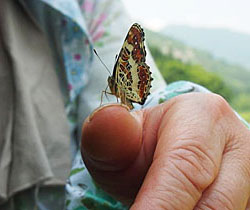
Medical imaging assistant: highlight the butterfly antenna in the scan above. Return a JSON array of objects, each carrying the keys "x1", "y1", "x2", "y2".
[{"x1": 93, "y1": 49, "x2": 112, "y2": 75}]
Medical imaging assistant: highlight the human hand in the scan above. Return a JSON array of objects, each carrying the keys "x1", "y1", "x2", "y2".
[{"x1": 81, "y1": 93, "x2": 250, "y2": 209}]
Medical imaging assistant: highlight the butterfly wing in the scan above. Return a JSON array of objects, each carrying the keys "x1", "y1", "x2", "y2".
[{"x1": 112, "y1": 23, "x2": 153, "y2": 106}]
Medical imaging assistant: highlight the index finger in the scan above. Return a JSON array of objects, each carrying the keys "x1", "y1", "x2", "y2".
[{"x1": 131, "y1": 93, "x2": 230, "y2": 209}]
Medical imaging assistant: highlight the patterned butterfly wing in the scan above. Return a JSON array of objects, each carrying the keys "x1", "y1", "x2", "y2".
[{"x1": 108, "y1": 23, "x2": 153, "y2": 109}]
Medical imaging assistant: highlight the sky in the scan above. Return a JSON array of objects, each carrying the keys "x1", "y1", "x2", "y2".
[{"x1": 122, "y1": 0, "x2": 250, "y2": 34}]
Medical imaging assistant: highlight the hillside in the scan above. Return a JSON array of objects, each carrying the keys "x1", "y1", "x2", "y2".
[
  {"x1": 161, "y1": 25, "x2": 250, "y2": 69},
  {"x1": 146, "y1": 29, "x2": 250, "y2": 94}
]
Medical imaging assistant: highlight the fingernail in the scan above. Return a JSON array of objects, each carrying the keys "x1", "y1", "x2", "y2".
[{"x1": 89, "y1": 103, "x2": 130, "y2": 121}]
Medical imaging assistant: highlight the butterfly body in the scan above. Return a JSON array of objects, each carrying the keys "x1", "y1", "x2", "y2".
[{"x1": 107, "y1": 23, "x2": 153, "y2": 109}]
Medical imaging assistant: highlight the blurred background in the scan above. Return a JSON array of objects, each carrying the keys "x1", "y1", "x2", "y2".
[{"x1": 123, "y1": 0, "x2": 250, "y2": 122}]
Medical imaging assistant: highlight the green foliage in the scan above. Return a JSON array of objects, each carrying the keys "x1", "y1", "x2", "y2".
[
  {"x1": 239, "y1": 112, "x2": 250, "y2": 124},
  {"x1": 146, "y1": 29, "x2": 250, "y2": 94},
  {"x1": 147, "y1": 30, "x2": 250, "y2": 123},
  {"x1": 149, "y1": 46, "x2": 233, "y2": 102},
  {"x1": 232, "y1": 94, "x2": 250, "y2": 112}
]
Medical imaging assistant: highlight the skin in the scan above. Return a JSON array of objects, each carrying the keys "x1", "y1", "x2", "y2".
[{"x1": 81, "y1": 93, "x2": 250, "y2": 209}]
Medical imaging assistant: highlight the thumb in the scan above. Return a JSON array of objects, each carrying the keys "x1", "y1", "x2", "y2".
[
  {"x1": 81, "y1": 104, "x2": 142, "y2": 170},
  {"x1": 81, "y1": 104, "x2": 144, "y2": 203}
]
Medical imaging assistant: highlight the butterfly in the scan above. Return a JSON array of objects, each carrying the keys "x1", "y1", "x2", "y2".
[{"x1": 107, "y1": 23, "x2": 153, "y2": 109}]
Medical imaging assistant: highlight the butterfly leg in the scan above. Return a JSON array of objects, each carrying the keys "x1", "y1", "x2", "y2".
[
  {"x1": 100, "y1": 90, "x2": 114, "y2": 106},
  {"x1": 100, "y1": 85, "x2": 107, "y2": 106},
  {"x1": 100, "y1": 90, "x2": 105, "y2": 107},
  {"x1": 100, "y1": 85, "x2": 117, "y2": 107}
]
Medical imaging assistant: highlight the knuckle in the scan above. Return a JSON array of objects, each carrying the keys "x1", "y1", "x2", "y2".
[
  {"x1": 168, "y1": 142, "x2": 218, "y2": 193},
  {"x1": 204, "y1": 93, "x2": 230, "y2": 117},
  {"x1": 174, "y1": 92, "x2": 231, "y2": 119}
]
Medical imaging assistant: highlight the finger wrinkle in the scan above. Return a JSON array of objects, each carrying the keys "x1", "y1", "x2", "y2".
[
  {"x1": 163, "y1": 145, "x2": 218, "y2": 195},
  {"x1": 172, "y1": 141, "x2": 219, "y2": 181},
  {"x1": 145, "y1": 154, "x2": 201, "y2": 207},
  {"x1": 195, "y1": 202, "x2": 218, "y2": 210},
  {"x1": 198, "y1": 188, "x2": 234, "y2": 210},
  {"x1": 135, "y1": 160, "x2": 196, "y2": 210},
  {"x1": 167, "y1": 158, "x2": 202, "y2": 204},
  {"x1": 167, "y1": 156, "x2": 204, "y2": 197}
]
